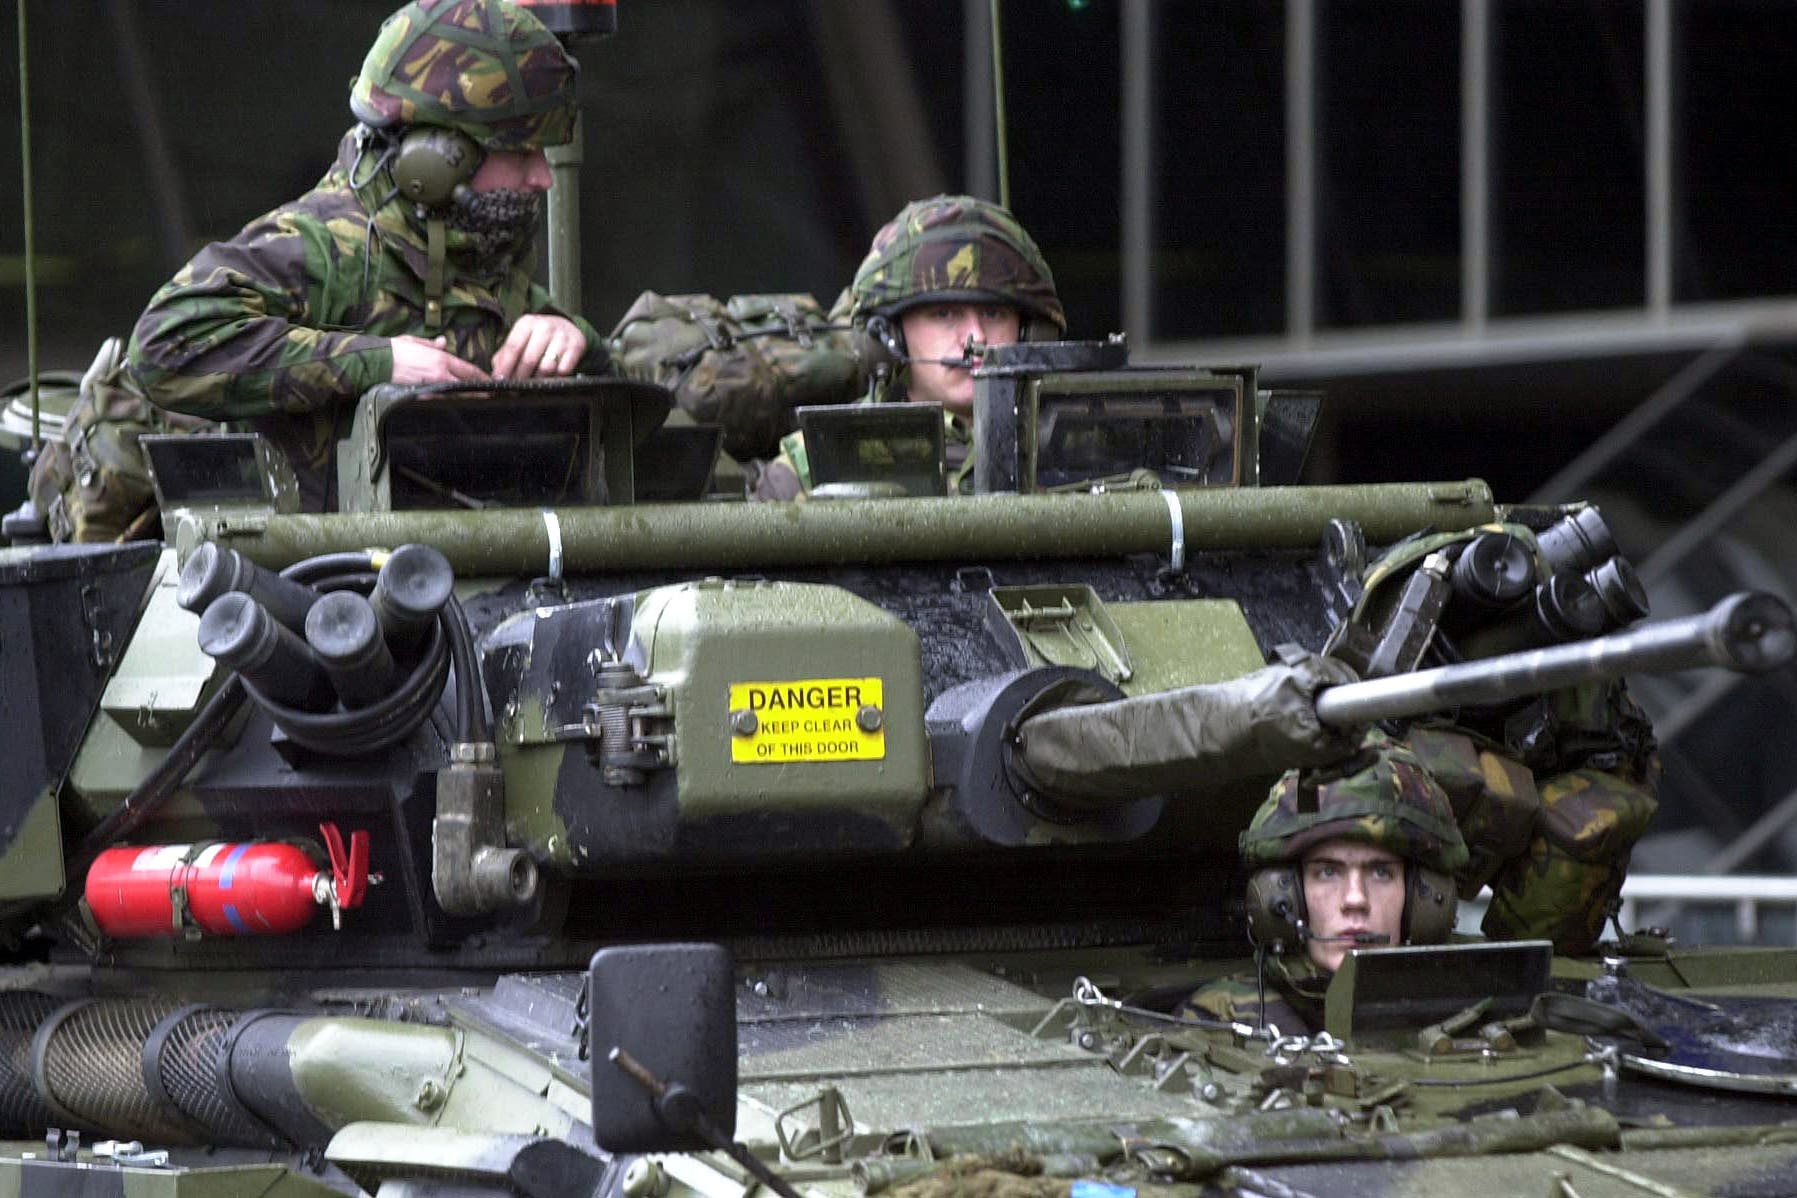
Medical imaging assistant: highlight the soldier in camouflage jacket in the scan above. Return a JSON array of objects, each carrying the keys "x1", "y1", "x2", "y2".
[
  {"x1": 127, "y1": 0, "x2": 605, "y2": 511},
  {"x1": 753, "y1": 194, "x2": 1066, "y2": 500}
]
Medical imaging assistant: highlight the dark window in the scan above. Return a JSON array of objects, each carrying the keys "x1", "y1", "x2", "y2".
[
  {"x1": 1004, "y1": 1, "x2": 1123, "y2": 336},
  {"x1": 1151, "y1": 0, "x2": 1288, "y2": 339},
  {"x1": 1676, "y1": 0, "x2": 1797, "y2": 302},
  {"x1": 1316, "y1": 0, "x2": 1461, "y2": 328}
]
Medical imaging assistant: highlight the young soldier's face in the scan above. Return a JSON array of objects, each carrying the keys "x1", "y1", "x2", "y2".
[
  {"x1": 1300, "y1": 838, "x2": 1406, "y2": 973},
  {"x1": 900, "y1": 303, "x2": 1022, "y2": 416}
]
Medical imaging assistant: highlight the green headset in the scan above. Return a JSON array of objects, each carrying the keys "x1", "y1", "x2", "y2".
[{"x1": 389, "y1": 126, "x2": 485, "y2": 209}]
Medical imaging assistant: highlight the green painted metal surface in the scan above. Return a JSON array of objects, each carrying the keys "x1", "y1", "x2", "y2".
[
  {"x1": 642, "y1": 580, "x2": 927, "y2": 831},
  {"x1": 97, "y1": 550, "x2": 218, "y2": 748},
  {"x1": 0, "y1": 790, "x2": 60, "y2": 901}
]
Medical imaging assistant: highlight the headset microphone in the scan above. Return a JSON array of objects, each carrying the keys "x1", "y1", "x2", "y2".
[{"x1": 919, "y1": 337, "x2": 991, "y2": 369}]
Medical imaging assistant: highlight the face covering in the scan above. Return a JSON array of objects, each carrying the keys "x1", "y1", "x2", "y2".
[{"x1": 449, "y1": 187, "x2": 544, "y2": 259}]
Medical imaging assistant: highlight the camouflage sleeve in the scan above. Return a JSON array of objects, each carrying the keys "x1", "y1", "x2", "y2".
[
  {"x1": 524, "y1": 282, "x2": 610, "y2": 374},
  {"x1": 1177, "y1": 975, "x2": 1313, "y2": 1033},
  {"x1": 127, "y1": 210, "x2": 393, "y2": 421},
  {"x1": 1178, "y1": 977, "x2": 1256, "y2": 1022}
]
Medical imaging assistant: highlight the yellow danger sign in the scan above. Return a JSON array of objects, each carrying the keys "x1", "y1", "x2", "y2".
[{"x1": 728, "y1": 677, "x2": 885, "y2": 764}]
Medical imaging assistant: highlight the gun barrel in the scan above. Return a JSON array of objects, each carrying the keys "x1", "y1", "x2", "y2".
[{"x1": 1314, "y1": 591, "x2": 1795, "y2": 729}]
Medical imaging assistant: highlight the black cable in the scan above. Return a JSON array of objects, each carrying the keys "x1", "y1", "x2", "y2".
[
  {"x1": 442, "y1": 593, "x2": 486, "y2": 743},
  {"x1": 234, "y1": 549, "x2": 470, "y2": 756},
  {"x1": 245, "y1": 619, "x2": 449, "y2": 756},
  {"x1": 1407, "y1": 1058, "x2": 1596, "y2": 1088},
  {"x1": 1103, "y1": 999, "x2": 1247, "y2": 1036},
  {"x1": 283, "y1": 551, "x2": 377, "y2": 585}
]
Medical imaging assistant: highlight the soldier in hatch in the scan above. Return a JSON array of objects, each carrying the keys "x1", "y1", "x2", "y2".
[
  {"x1": 1182, "y1": 737, "x2": 1468, "y2": 1033},
  {"x1": 127, "y1": 0, "x2": 608, "y2": 512},
  {"x1": 752, "y1": 194, "x2": 1066, "y2": 500}
]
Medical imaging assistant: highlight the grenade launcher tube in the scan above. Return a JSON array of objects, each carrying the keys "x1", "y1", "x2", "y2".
[{"x1": 211, "y1": 482, "x2": 1495, "y2": 573}]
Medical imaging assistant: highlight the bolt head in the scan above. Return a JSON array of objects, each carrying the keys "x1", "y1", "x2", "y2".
[
  {"x1": 855, "y1": 704, "x2": 883, "y2": 732},
  {"x1": 414, "y1": 1079, "x2": 446, "y2": 1111},
  {"x1": 731, "y1": 708, "x2": 759, "y2": 737}
]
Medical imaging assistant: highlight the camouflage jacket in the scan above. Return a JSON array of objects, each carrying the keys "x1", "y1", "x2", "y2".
[{"x1": 127, "y1": 130, "x2": 605, "y2": 510}]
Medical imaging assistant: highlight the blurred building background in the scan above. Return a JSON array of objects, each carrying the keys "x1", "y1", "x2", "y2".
[{"x1": 3, "y1": 0, "x2": 1795, "y2": 938}]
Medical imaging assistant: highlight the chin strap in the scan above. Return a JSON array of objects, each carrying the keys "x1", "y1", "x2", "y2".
[{"x1": 424, "y1": 214, "x2": 448, "y2": 335}]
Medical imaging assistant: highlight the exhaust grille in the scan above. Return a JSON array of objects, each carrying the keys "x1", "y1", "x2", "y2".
[
  {"x1": 34, "y1": 999, "x2": 197, "y2": 1143},
  {"x1": 0, "y1": 992, "x2": 58, "y2": 1136},
  {"x1": 147, "y1": 1007, "x2": 275, "y2": 1147}
]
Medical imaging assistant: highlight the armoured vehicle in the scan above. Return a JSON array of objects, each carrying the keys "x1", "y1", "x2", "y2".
[
  {"x1": 10, "y1": 2, "x2": 1797, "y2": 1191},
  {"x1": 3, "y1": 334, "x2": 1797, "y2": 1198}
]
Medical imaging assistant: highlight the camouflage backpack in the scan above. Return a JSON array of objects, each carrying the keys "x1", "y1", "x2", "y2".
[
  {"x1": 27, "y1": 338, "x2": 213, "y2": 543},
  {"x1": 608, "y1": 292, "x2": 865, "y2": 461}
]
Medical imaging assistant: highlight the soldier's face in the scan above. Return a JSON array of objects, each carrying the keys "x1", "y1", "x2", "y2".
[
  {"x1": 1300, "y1": 838, "x2": 1406, "y2": 973},
  {"x1": 470, "y1": 148, "x2": 554, "y2": 194},
  {"x1": 900, "y1": 303, "x2": 1022, "y2": 415}
]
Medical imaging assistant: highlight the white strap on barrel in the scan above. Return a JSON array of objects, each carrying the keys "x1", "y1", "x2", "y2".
[
  {"x1": 541, "y1": 509, "x2": 564, "y2": 581},
  {"x1": 1160, "y1": 489, "x2": 1186, "y2": 572}
]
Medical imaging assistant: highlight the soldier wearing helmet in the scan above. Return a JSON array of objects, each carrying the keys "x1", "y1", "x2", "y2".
[
  {"x1": 1181, "y1": 736, "x2": 1468, "y2": 1033},
  {"x1": 127, "y1": 0, "x2": 606, "y2": 511},
  {"x1": 752, "y1": 194, "x2": 1064, "y2": 500}
]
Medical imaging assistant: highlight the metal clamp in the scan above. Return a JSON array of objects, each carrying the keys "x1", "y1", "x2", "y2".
[
  {"x1": 1071, "y1": 975, "x2": 1120, "y2": 1010},
  {"x1": 93, "y1": 1140, "x2": 170, "y2": 1169},
  {"x1": 773, "y1": 1085, "x2": 854, "y2": 1163},
  {"x1": 1264, "y1": 1029, "x2": 1349, "y2": 1066}
]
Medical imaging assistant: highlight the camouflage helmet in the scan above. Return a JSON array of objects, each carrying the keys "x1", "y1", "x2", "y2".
[
  {"x1": 350, "y1": 0, "x2": 578, "y2": 152},
  {"x1": 1241, "y1": 735, "x2": 1470, "y2": 877},
  {"x1": 849, "y1": 195, "x2": 1066, "y2": 332}
]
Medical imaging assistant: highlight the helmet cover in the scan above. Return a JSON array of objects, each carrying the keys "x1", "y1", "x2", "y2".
[
  {"x1": 351, "y1": 0, "x2": 578, "y2": 152},
  {"x1": 849, "y1": 195, "x2": 1065, "y2": 332},
  {"x1": 1241, "y1": 734, "x2": 1469, "y2": 877}
]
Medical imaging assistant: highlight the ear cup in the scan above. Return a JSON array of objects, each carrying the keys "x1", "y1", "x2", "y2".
[
  {"x1": 392, "y1": 127, "x2": 483, "y2": 207},
  {"x1": 1019, "y1": 315, "x2": 1060, "y2": 344},
  {"x1": 1245, "y1": 866, "x2": 1306, "y2": 952},
  {"x1": 1402, "y1": 866, "x2": 1457, "y2": 946}
]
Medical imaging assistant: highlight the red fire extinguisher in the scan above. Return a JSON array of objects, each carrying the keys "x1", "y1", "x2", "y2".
[{"x1": 85, "y1": 823, "x2": 371, "y2": 938}]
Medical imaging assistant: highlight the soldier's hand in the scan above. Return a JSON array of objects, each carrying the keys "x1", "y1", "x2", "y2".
[
  {"x1": 494, "y1": 314, "x2": 586, "y2": 381},
  {"x1": 390, "y1": 335, "x2": 491, "y2": 385}
]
